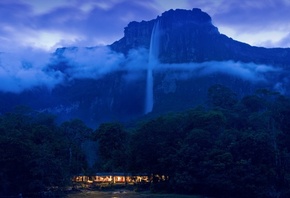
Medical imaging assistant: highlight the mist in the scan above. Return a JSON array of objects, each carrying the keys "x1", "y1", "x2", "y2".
[
  {"x1": 58, "y1": 46, "x2": 125, "y2": 80},
  {"x1": 0, "y1": 48, "x2": 63, "y2": 93},
  {"x1": 156, "y1": 61, "x2": 281, "y2": 82},
  {"x1": 0, "y1": 46, "x2": 284, "y2": 93}
]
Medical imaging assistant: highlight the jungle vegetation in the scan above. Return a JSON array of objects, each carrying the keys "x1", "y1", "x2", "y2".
[{"x1": 1, "y1": 85, "x2": 290, "y2": 198}]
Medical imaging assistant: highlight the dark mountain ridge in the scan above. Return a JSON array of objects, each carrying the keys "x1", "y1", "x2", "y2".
[
  {"x1": 0, "y1": 8, "x2": 289, "y2": 127},
  {"x1": 111, "y1": 8, "x2": 290, "y2": 66}
]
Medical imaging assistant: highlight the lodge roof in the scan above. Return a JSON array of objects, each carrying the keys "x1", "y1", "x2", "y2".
[{"x1": 75, "y1": 172, "x2": 149, "y2": 177}]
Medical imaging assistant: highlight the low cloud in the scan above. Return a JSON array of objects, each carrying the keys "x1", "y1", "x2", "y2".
[
  {"x1": 121, "y1": 48, "x2": 150, "y2": 81},
  {"x1": 0, "y1": 46, "x2": 148, "y2": 93},
  {"x1": 0, "y1": 48, "x2": 63, "y2": 93},
  {"x1": 154, "y1": 61, "x2": 281, "y2": 84},
  {"x1": 0, "y1": 46, "x2": 284, "y2": 93},
  {"x1": 58, "y1": 46, "x2": 125, "y2": 79}
]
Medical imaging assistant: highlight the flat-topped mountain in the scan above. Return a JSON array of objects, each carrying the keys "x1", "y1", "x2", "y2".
[
  {"x1": 111, "y1": 8, "x2": 290, "y2": 66},
  {"x1": 0, "y1": 8, "x2": 289, "y2": 126}
]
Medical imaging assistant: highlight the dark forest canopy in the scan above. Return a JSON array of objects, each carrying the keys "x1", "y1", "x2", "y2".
[
  {"x1": 0, "y1": 108, "x2": 93, "y2": 197},
  {"x1": 1, "y1": 85, "x2": 290, "y2": 198}
]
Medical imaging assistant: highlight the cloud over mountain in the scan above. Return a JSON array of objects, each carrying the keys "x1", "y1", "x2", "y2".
[{"x1": 0, "y1": 45, "x2": 284, "y2": 93}]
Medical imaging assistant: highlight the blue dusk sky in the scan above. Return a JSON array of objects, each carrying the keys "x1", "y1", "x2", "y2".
[
  {"x1": 1, "y1": 0, "x2": 290, "y2": 52},
  {"x1": 0, "y1": 0, "x2": 288, "y2": 93}
]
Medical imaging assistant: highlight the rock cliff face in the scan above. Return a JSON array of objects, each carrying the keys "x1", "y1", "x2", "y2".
[
  {"x1": 111, "y1": 8, "x2": 290, "y2": 66},
  {"x1": 1, "y1": 8, "x2": 290, "y2": 126}
]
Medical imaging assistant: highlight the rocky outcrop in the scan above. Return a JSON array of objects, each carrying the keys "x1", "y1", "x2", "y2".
[
  {"x1": 111, "y1": 8, "x2": 290, "y2": 67},
  {"x1": 1, "y1": 8, "x2": 289, "y2": 126}
]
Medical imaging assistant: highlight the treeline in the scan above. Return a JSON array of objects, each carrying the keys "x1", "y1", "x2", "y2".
[
  {"x1": 2, "y1": 85, "x2": 290, "y2": 198},
  {"x1": 95, "y1": 85, "x2": 290, "y2": 198},
  {"x1": 0, "y1": 107, "x2": 93, "y2": 197}
]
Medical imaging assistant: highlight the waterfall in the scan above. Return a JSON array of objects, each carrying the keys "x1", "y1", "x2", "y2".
[{"x1": 145, "y1": 20, "x2": 160, "y2": 114}]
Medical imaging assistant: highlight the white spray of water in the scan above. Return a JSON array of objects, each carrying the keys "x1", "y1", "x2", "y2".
[{"x1": 145, "y1": 20, "x2": 160, "y2": 114}]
